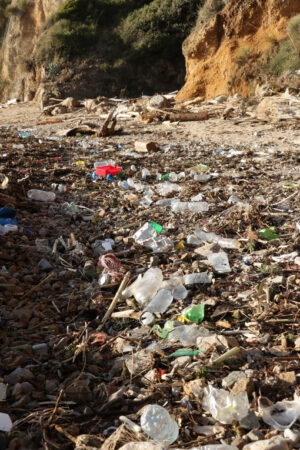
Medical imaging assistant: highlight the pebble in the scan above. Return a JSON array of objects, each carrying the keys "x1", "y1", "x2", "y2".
[
  {"x1": 222, "y1": 371, "x2": 247, "y2": 388},
  {"x1": 4, "y1": 367, "x2": 34, "y2": 384}
]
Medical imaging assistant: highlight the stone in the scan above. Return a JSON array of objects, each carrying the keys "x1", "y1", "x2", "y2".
[
  {"x1": 147, "y1": 94, "x2": 170, "y2": 110},
  {"x1": 184, "y1": 379, "x2": 205, "y2": 398},
  {"x1": 196, "y1": 334, "x2": 238, "y2": 353},
  {"x1": 222, "y1": 371, "x2": 247, "y2": 388},
  {"x1": 294, "y1": 336, "x2": 300, "y2": 350},
  {"x1": 283, "y1": 429, "x2": 300, "y2": 444},
  {"x1": 171, "y1": 356, "x2": 192, "y2": 368},
  {"x1": 119, "y1": 444, "x2": 166, "y2": 450},
  {"x1": 247, "y1": 430, "x2": 265, "y2": 442},
  {"x1": 243, "y1": 437, "x2": 292, "y2": 450},
  {"x1": 240, "y1": 411, "x2": 260, "y2": 430},
  {"x1": 277, "y1": 371, "x2": 296, "y2": 386},
  {"x1": 134, "y1": 141, "x2": 158, "y2": 153},
  {"x1": 232, "y1": 377, "x2": 255, "y2": 396},
  {"x1": 4, "y1": 367, "x2": 34, "y2": 384},
  {"x1": 125, "y1": 350, "x2": 153, "y2": 376}
]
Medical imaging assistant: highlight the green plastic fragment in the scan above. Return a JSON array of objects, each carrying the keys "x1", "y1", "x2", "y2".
[
  {"x1": 283, "y1": 184, "x2": 298, "y2": 189},
  {"x1": 116, "y1": 171, "x2": 125, "y2": 180},
  {"x1": 182, "y1": 303, "x2": 205, "y2": 324},
  {"x1": 150, "y1": 221, "x2": 163, "y2": 233},
  {"x1": 150, "y1": 320, "x2": 174, "y2": 339},
  {"x1": 258, "y1": 226, "x2": 279, "y2": 241},
  {"x1": 165, "y1": 348, "x2": 201, "y2": 358},
  {"x1": 161, "y1": 173, "x2": 170, "y2": 181}
]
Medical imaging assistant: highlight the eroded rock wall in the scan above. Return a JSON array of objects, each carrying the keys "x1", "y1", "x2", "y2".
[
  {"x1": 177, "y1": 0, "x2": 300, "y2": 100},
  {"x1": 0, "y1": 0, "x2": 63, "y2": 100}
]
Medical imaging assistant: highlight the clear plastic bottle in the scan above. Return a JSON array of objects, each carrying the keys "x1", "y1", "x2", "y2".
[
  {"x1": 144, "y1": 289, "x2": 173, "y2": 313},
  {"x1": 140, "y1": 404, "x2": 179, "y2": 445},
  {"x1": 94, "y1": 159, "x2": 115, "y2": 168},
  {"x1": 156, "y1": 182, "x2": 181, "y2": 196},
  {"x1": 27, "y1": 189, "x2": 56, "y2": 202},
  {"x1": 184, "y1": 272, "x2": 212, "y2": 285},
  {"x1": 122, "y1": 268, "x2": 163, "y2": 305},
  {"x1": 172, "y1": 201, "x2": 209, "y2": 213},
  {"x1": 168, "y1": 323, "x2": 203, "y2": 346},
  {"x1": 187, "y1": 235, "x2": 203, "y2": 246},
  {"x1": 194, "y1": 230, "x2": 238, "y2": 249}
]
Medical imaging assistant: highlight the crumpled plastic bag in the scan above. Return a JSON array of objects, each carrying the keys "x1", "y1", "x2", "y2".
[
  {"x1": 202, "y1": 385, "x2": 249, "y2": 424},
  {"x1": 258, "y1": 394, "x2": 300, "y2": 430}
]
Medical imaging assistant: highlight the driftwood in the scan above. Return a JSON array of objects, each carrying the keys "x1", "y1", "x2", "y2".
[
  {"x1": 139, "y1": 108, "x2": 209, "y2": 122},
  {"x1": 98, "y1": 109, "x2": 117, "y2": 137}
]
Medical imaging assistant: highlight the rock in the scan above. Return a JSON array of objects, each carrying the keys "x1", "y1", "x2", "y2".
[
  {"x1": 65, "y1": 380, "x2": 92, "y2": 403},
  {"x1": 147, "y1": 94, "x2": 170, "y2": 110},
  {"x1": 125, "y1": 350, "x2": 153, "y2": 376},
  {"x1": 134, "y1": 141, "x2": 158, "y2": 153},
  {"x1": 171, "y1": 356, "x2": 192, "y2": 368},
  {"x1": 243, "y1": 437, "x2": 292, "y2": 450},
  {"x1": 141, "y1": 369, "x2": 157, "y2": 386},
  {"x1": 222, "y1": 371, "x2": 247, "y2": 388},
  {"x1": 38, "y1": 258, "x2": 52, "y2": 270},
  {"x1": 283, "y1": 429, "x2": 300, "y2": 444},
  {"x1": 32, "y1": 343, "x2": 48, "y2": 355},
  {"x1": 196, "y1": 334, "x2": 238, "y2": 353},
  {"x1": 85, "y1": 98, "x2": 99, "y2": 112},
  {"x1": 119, "y1": 444, "x2": 166, "y2": 450},
  {"x1": 240, "y1": 411, "x2": 260, "y2": 430},
  {"x1": 51, "y1": 105, "x2": 68, "y2": 115},
  {"x1": 277, "y1": 371, "x2": 296, "y2": 386},
  {"x1": 294, "y1": 336, "x2": 300, "y2": 350},
  {"x1": 247, "y1": 430, "x2": 266, "y2": 442},
  {"x1": 61, "y1": 97, "x2": 80, "y2": 108},
  {"x1": 183, "y1": 379, "x2": 205, "y2": 398},
  {"x1": 0, "y1": 383, "x2": 7, "y2": 401},
  {"x1": 231, "y1": 377, "x2": 255, "y2": 396},
  {"x1": 45, "y1": 379, "x2": 59, "y2": 393},
  {"x1": 4, "y1": 367, "x2": 34, "y2": 384}
]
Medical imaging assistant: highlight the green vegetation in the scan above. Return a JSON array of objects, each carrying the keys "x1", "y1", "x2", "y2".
[
  {"x1": 37, "y1": 0, "x2": 202, "y2": 62},
  {"x1": 196, "y1": 0, "x2": 228, "y2": 28},
  {"x1": 0, "y1": 0, "x2": 10, "y2": 42},
  {"x1": 270, "y1": 14, "x2": 300, "y2": 75},
  {"x1": 236, "y1": 46, "x2": 253, "y2": 67}
]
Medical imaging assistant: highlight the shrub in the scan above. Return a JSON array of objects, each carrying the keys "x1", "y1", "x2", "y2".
[
  {"x1": 196, "y1": 0, "x2": 228, "y2": 28},
  {"x1": 236, "y1": 46, "x2": 253, "y2": 67},
  {"x1": 118, "y1": 0, "x2": 201, "y2": 56},
  {"x1": 270, "y1": 14, "x2": 300, "y2": 75}
]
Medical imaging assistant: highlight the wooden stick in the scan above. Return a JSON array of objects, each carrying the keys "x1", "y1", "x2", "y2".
[
  {"x1": 22, "y1": 272, "x2": 55, "y2": 299},
  {"x1": 97, "y1": 272, "x2": 131, "y2": 331}
]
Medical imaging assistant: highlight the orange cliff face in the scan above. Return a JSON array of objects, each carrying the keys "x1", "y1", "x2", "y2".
[
  {"x1": 176, "y1": 0, "x2": 300, "y2": 101},
  {"x1": 0, "y1": 0, "x2": 64, "y2": 101}
]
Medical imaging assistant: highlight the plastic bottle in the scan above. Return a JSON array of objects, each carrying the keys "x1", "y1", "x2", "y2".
[
  {"x1": 168, "y1": 323, "x2": 203, "y2": 346},
  {"x1": 27, "y1": 190, "x2": 56, "y2": 202},
  {"x1": 133, "y1": 223, "x2": 157, "y2": 244},
  {"x1": 207, "y1": 252, "x2": 231, "y2": 273},
  {"x1": 156, "y1": 182, "x2": 181, "y2": 196},
  {"x1": 51, "y1": 183, "x2": 67, "y2": 192},
  {"x1": 156, "y1": 198, "x2": 178, "y2": 206},
  {"x1": 171, "y1": 201, "x2": 209, "y2": 213},
  {"x1": 194, "y1": 230, "x2": 239, "y2": 249},
  {"x1": 122, "y1": 268, "x2": 163, "y2": 305},
  {"x1": 94, "y1": 159, "x2": 115, "y2": 168},
  {"x1": 184, "y1": 272, "x2": 212, "y2": 285},
  {"x1": 140, "y1": 404, "x2": 179, "y2": 445},
  {"x1": 144, "y1": 289, "x2": 173, "y2": 313}
]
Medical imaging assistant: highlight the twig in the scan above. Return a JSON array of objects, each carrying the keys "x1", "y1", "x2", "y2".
[
  {"x1": 47, "y1": 389, "x2": 64, "y2": 426},
  {"x1": 22, "y1": 272, "x2": 55, "y2": 299},
  {"x1": 211, "y1": 346, "x2": 242, "y2": 365},
  {"x1": 97, "y1": 271, "x2": 131, "y2": 331}
]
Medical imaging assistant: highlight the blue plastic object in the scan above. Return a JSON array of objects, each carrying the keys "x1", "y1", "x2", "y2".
[
  {"x1": 0, "y1": 207, "x2": 16, "y2": 219},
  {"x1": 92, "y1": 170, "x2": 98, "y2": 180},
  {"x1": 0, "y1": 218, "x2": 18, "y2": 226},
  {"x1": 106, "y1": 174, "x2": 114, "y2": 181}
]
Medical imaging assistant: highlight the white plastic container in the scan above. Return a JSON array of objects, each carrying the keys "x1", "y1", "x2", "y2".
[{"x1": 27, "y1": 189, "x2": 56, "y2": 202}]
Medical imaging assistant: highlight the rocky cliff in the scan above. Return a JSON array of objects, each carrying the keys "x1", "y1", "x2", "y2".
[
  {"x1": 0, "y1": 0, "x2": 64, "y2": 100},
  {"x1": 177, "y1": 0, "x2": 300, "y2": 100}
]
